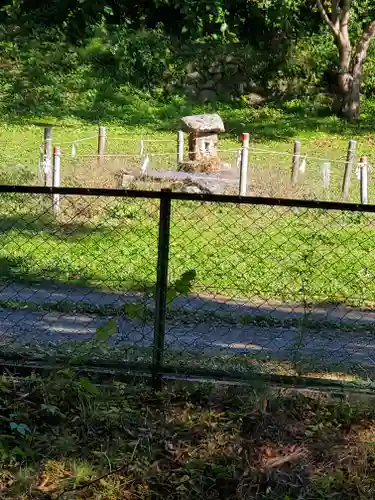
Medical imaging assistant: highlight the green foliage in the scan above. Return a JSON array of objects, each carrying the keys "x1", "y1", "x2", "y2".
[
  {"x1": 68, "y1": 321, "x2": 117, "y2": 366},
  {"x1": 124, "y1": 303, "x2": 147, "y2": 321},
  {"x1": 124, "y1": 270, "x2": 197, "y2": 321},
  {"x1": 95, "y1": 319, "x2": 117, "y2": 342},
  {"x1": 0, "y1": 0, "x2": 374, "y2": 84},
  {"x1": 79, "y1": 378, "x2": 100, "y2": 395},
  {"x1": 9, "y1": 422, "x2": 30, "y2": 436},
  {"x1": 363, "y1": 43, "x2": 375, "y2": 97},
  {"x1": 272, "y1": 33, "x2": 337, "y2": 95},
  {"x1": 0, "y1": 0, "x2": 374, "y2": 112},
  {"x1": 167, "y1": 270, "x2": 197, "y2": 303}
]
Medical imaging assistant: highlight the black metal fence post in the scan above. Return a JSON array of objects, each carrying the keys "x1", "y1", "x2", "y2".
[{"x1": 152, "y1": 189, "x2": 172, "y2": 390}]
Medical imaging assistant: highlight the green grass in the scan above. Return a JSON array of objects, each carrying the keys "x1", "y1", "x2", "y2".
[
  {"x1": 0, "y1": 190, "x2": 374, "y2": 308},
  {"x1": 2, "y1": 96, "x2": 375, "y2": 200},
  {"x1": 2, "y1": 372, "x2": 375, "y2": 499}
]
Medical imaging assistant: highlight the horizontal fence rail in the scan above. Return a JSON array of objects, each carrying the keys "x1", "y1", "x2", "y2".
[
  {"x1": 2, "y1": 184, "x2": 375, "y2": 211},
  {"x1": 1, "y1": 185, "x2": 375, "y2": 393}
]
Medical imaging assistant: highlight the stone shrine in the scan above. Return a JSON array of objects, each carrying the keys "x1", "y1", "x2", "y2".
[
  {"x1": 180, "y1": 114, "x2": 225, "y2": 167},
  {"x1": 121, "y1": 112, "x2": 238, "y2": 194}
]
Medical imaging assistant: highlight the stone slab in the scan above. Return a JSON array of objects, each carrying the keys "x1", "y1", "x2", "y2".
[
  {"x1": 180, "y1": 114, "x2": 225, "y2": 133},
  {"x1": 136, "y1": 168, "x2": 238, "y2": 195}
]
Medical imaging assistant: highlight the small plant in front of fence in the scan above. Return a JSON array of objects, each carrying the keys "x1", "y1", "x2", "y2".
[
  {"x1": 123, "y1": 269, "x2": 197, "y2": 322},
  {"x1": 68, "y1": 319, "x2": 118, "y2": 366},
  {"x1": 288, "y1": 234, "x2": 320, "y2": 374}
]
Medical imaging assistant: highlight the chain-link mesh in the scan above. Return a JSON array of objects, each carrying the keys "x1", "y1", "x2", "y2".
[
  {"x1": 0, "y1": 191, "x2": 159, "y2": 368},
  {"x1": 165, "y1": 199, "x2": 375, "y2": 385},
  {"x1": 1, "y1": 187, "x2": 375, "y2": 390}
]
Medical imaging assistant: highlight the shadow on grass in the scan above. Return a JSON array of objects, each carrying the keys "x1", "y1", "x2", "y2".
[
  {"x1": 0, "y1": 255, "x2": 96, "y2": 288},
  {"x1": 0, "y1": 213, "x2": 106, "y2": 240}
]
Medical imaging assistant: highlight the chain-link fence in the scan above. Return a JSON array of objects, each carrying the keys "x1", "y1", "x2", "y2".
[{"x1": 1, "y1": 185, "x2": 375, "y2": 392}]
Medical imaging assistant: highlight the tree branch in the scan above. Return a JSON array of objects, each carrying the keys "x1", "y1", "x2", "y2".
[
  {"x1": 353, "y1": 19, "x2": 375, "y2": 67},
  {"x1": 331, "y1": 0, "x2": 340, "y2": 33},
  {"x1": 363, "y1": 19, "x2": 375, "y2": 44},
  {"x1": 316, "y1": 0, "x2": 339, "y2": 37},
  {"x1": 340, "y1": 0, "x2": 351, "y2": 32},
  {"x1": 337, "y1": 0, "x2": 351, "y2": 52}
]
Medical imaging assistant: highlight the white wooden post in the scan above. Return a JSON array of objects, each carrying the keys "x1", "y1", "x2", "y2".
[
  {"x1": 141, "y1": 155, "x2": 150, "y2": 175},
  {"x1": 52, "y1": 146, "x2": 61, "y2": 215},
  {"x1": 360, "y1": 156, "x2": 368, "y2": 205},
  {"x1": 291, "y1": 140, "x2": 301, "y2": 184},
  {"x1": 239, "y1": 133, "x2": 249, "y2": 196},
  {"x1": 140, "y1": 139, "x2": 145, "y2": 158},
  {"x1": 322, "y1": 162, "x2": 331, "y2": 190},
  {"x1": 44, "y1": 126, "x2": 53, "y2": 187},
  {"x1": 177, "y1": 130, "x2": 184, "y2": 164},
  {"x1": 98, "y1": 126, "x2": 106, "y2": 165}
]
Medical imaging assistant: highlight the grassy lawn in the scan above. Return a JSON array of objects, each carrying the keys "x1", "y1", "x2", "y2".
[
  {"x1": 2, "y1": 371, "x2": 375, "y2": 499},
  {"x1": 2, "y1": 98, "x2": 375, "y2": 201},
  {"x1": 1, "y1": 98, "x2": 375, "y2": 310},
  {"x1": 0, "y1": 190, "x2": 374, "y2": 308}
]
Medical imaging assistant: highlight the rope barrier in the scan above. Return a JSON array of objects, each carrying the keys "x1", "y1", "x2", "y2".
[
  {"x1": 59, "y1": 135, "x2": 97, "y2": 146},
  {"x1": 250, "y1": 148, "x2": 348, "y2": 164}
]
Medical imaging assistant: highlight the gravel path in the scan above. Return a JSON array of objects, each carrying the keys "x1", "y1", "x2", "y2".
[
  {"x1": 1, "y1": 282, "x2": 375, "y2": 370},
  {"x1": 1, "y1": 282, "x2": 375, "y2": 324},
  {"x1": 1, "y1": 306, "x2": 375, "y2": 369}
]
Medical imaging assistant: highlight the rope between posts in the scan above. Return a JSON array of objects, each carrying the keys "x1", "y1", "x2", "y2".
[
  {"x1": 106, "y1": 136, "x2": 156, "y2": 141},
  {"x1": 142, "y1": 139, "x2": 176, "y2": 143},
  {"x1": 250, "y1": 148, "x2": 349, "y2": 164},
  {"x1": 304, "y1": 156, "x2": 348, "y2": 164},
  {"x1": 250, "y1": 148, "x2": 295, "y2": 157},
  {"x1": 59, "y1": 135, "x2": 97, "y2": 146},
  {"x1": 143, "y1": 149, "x2": 240, "y2": 157},
  {"x1": 65, "y1": 154, "x2": 138, "y2": 158}
]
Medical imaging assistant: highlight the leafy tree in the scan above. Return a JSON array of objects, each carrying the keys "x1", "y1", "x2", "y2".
[{"x1": 316, "y1": 0, "x2": 375, "y2": 120}]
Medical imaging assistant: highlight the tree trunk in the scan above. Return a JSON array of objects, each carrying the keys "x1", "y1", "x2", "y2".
[
  {"x1": 335, "y1": 45, "x2": 369, "y2": 121},
  {"x1": 316, "y1": 1, "x2": 375, "y2": 121},
  {"x1": 337, "y1": 20, "x2": 375, "y2": 120},
  {"x1": 340, "y1": 76, "x2": 360, "y2": 121},
  {"x1": 335, "y1": 34, "x2": 355, "y2": 118}
]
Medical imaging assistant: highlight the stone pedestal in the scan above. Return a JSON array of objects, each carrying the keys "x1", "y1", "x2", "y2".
[{"x1": 188, "y1": 132, "x2": 218, "y2": 161}]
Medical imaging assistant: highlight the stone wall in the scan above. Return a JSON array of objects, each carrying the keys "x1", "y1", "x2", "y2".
[{"x1": 164, "y1": 44, "x2": 268, "y2": 104}]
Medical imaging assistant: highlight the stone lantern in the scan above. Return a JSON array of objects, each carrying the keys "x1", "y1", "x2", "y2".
[{"x1": 180, "y1": 114, "x2": 225, "y2": 164}]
